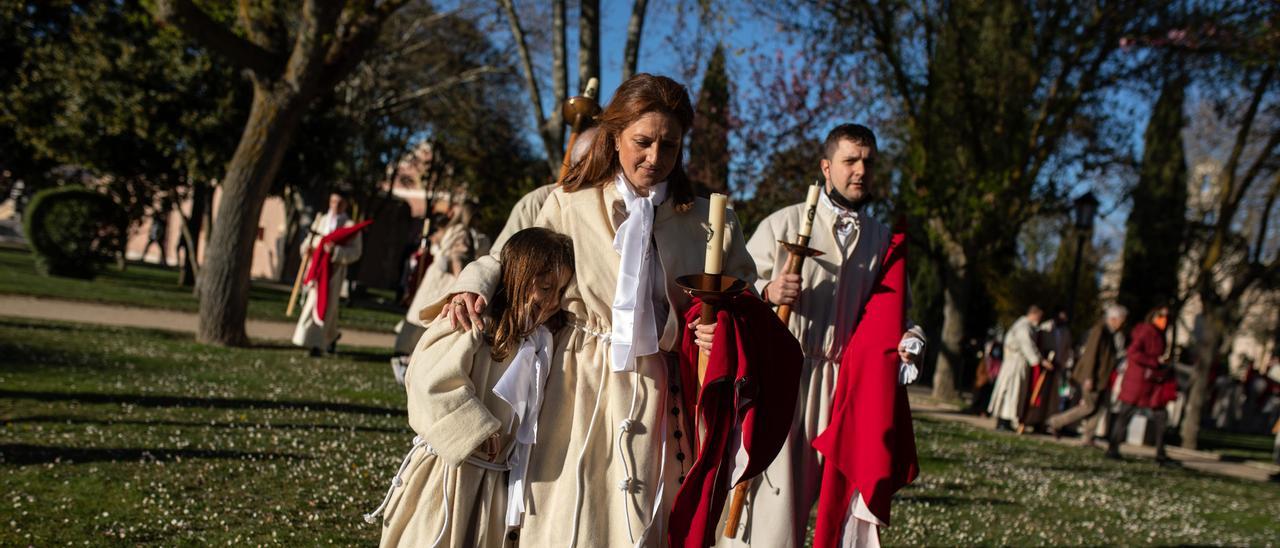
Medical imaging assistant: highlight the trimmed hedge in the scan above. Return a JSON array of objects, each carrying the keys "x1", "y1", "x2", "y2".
[{"x1": 22, "y1": 186, "x2": 127, "y2": 279}]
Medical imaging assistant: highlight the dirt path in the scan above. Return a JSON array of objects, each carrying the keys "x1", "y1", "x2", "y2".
[
  {"x1": 0, "y1": 294, "x2": 395, "y2": 349},
  {"x1": 908, "y1": 389, "x2": 1279, "y2": 483}
]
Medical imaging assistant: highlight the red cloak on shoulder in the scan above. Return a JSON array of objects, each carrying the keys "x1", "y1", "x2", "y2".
[
  {"x1": 810, "y1": 227, "x2": 919, "y2": 547},
  {"x1": 303, "y1": 219, "x2": 372, "y2": 325}
]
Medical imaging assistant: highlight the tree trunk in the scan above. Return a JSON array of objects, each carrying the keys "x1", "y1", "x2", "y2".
[
  {"x1": 1181, "y1": 296, "x2": 1228, "y2": 449},
  {"x1": 178, "y1": 180, "x2": 209, "y2": 287},
  {"x1": 196, "y1": 86, "x2": 306, "y2": 346},
  {"x1": 578, "y1": 0, "x2": 600, "y2": 89},
  {"x1": 932, "y1": 266, "x2": 969, "y2": 401}
]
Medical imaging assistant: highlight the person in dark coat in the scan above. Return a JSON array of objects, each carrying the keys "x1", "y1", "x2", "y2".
[
  {"x1": 1048, "y1": 304, "x2": 1127, "y2": 445},
  {"x1": 1106, "y1": 305, "x2": 1175, "y2": 462}
]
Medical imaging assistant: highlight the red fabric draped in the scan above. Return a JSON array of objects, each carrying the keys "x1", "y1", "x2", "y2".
[
  {"x1": 669, "y1": 292, "x2": 803, "y2": 548},
  {"x1": 303, "y1": 219, "x2": 373, "y2": 325},
  {"x1": 811, "y1": 227, "x2": 919, "y2": 547}
]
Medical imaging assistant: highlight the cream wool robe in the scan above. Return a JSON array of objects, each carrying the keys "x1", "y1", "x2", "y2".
[
  {"x1": 292, "y1": 213, "x2": 362, "y2": 350},
  {"x1": 725, "y1": 199, "x2": 924, "y2": 548},
  {"x1": 396, "y1": 186, "x2": 547, "y2": 354},
  {"x1": 395, "y1": 224, "x2": 493, "y2": 354},
  {"x1": 988, "y1": 316, "x2": 1042, "y2": 422},
  {"x1": 426, "y1": 184, "x2": 757, "y2": 547},
  {"x1": 377, "y1": 319, "x2": 542, "y2": 547}
]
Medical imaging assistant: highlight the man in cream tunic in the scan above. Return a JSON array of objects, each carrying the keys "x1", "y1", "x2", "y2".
[
  {"x1": 426, "y1": 180, "x2": 758, "y2": 547},
  {"x1": 292, "y1": 191, "x2": 363, "y2": 355},
  {"x1": 988, "y1": 305, "x2": 1045, "y2": 430},
  {"x1": 725, "y1": 124, "x2": 925, "y2": 547}
]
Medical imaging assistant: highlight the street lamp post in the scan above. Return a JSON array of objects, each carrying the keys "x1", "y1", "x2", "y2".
[{"x1": 1067, "y1": 191, "x2": 1100, "y2": 327}]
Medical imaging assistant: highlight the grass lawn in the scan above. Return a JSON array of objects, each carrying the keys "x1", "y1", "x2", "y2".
[
  {"x1": 0, "y1": 247, "x2": 404, "y2": 333},
  {"x1": 3, "y1": 317, "x2": 1278, "y2": 545}
]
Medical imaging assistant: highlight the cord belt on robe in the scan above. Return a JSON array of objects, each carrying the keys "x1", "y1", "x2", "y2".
[
  {"x1": 811, "y1": 223, "x2": 919, "y2": 548},
  {"x1": 303, "y1": 219, "x2": 373, "y2": 325},
  {"x1": 669, "y1": 292, "x2": 803, "y2": 548}
]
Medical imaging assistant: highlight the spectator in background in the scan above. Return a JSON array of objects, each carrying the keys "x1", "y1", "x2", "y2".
[
  {"x1": 1107, "y1": 305, "x2": 1176, "y2": 463},
  {"x1": 141, "y1": 206, "x2": 169, "y2": 266},
  {"x1": 989, "y1": 305, "x2": 1046, "y2": 432},
  {"x1": 1048, "y1": 304, "x2": 1127, "y2": 446},
  {"x1": 1023, "y1": 309, "x2": 1073, "y2": 432},
  {"x1": 969, "y1": 328, "x2": 1003, "y2": 416}
]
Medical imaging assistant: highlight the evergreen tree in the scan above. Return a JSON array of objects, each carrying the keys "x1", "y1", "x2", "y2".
[
  {"x1": 688, "y1": 44, "x2": 732, "y2": 197},
  {"x1": 1118, "y1": 75, "x2": 1189, "y2": 318}
]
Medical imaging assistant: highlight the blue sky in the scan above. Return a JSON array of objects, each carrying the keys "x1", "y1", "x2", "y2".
[{"x1": 463, "y1": 0, "x2": 1158, "y2": 262}]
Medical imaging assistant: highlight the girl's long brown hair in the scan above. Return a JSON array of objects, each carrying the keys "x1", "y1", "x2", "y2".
[
  {"x1": 559, "y1": 73, "x2": 696, "y2": 213},
  {"x1": 485, "y1": 227, "x2": 574, "y2": 361}
]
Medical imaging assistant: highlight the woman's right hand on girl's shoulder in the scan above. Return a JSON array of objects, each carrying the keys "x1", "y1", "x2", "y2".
[{"x1": 438, "y1": 292, "x2": 487, "y2": 331}]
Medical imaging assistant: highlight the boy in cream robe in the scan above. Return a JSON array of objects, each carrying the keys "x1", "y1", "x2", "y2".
[
  {"x1": 725, "y1": 124, "x2": 925, "y2": 547},
  {"x1": 292, "y1": 192, "x2": 362, "y2": 356}
]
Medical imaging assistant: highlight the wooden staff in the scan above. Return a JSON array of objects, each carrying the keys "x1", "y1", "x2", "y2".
[
  {"x1": 286, "y1": 228, "x2": 319, "y2": 317},
  {"x1": 724, "y1": 183, "x2": 823, "y2": 538},
  {"x1": 559, "y1": 77, "x2": 602, "y2": 180}
]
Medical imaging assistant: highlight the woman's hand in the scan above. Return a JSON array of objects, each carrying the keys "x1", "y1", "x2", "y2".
[
  {"x1": 437, "y1": 292, "x2": 487, "y2": 331},
  {"x1": 689, "y1": 319, "x2": 716, "y2": 356}
]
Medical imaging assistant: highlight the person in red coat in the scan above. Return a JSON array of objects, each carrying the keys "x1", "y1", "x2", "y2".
[{"x1": 1106, "y1": 305, "x2": 1175, "y2": 462}]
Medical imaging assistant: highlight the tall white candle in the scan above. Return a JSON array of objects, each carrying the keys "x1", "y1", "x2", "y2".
[
  {"x1": 798, "y1": 183, "x2": 821, "y2": 237},
  {"x1": 705, "y1": 193, "x2": 728, "y2": 275}
]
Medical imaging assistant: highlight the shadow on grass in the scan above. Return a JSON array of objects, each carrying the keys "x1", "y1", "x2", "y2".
[
  {"x1": 898, "y1": 494, "x2": 1014, "y2": 507},
  {"x1": 248, "y1": 341, "x2": 392, "y2": 364},
  {"x1": 0, "y1": 319, "x2": 79, "y2": 333},
  {"x1": 0, "y1": 389, "x2": 404, "y2": 416},
  {"x1": 0, "y1": 443, "x2": 303, "y2": 465},
  {"x1": 5, "y1": 415, "x2": 407, "y2": 434}
]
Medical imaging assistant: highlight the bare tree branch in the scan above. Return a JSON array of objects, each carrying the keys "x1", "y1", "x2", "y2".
[
  {"x1": 494, "y1": 0, "x2": 545, "y2": 151},
  {"x1": 1252, "y1": 172, "x2": 1280, "y2": 263},
  {"x1": 373, "y1": 65, "x2": 503, "y2": 112},
  {"x1": 284, "y1": 0, "x2": 343, "y2": 90},
  {"x1": 154, "y1": 0, "x2": 285, "y2": 77},
  {"x1": 315, "y1": 0, "x2": 412, "y2": 96},
  {"x1": 622, "y1": 0, "x2": 649, "y2": 82}
]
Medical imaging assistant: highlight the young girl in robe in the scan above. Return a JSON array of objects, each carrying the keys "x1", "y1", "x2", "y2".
[{"x1": 367, "y1": 227, "x2": 574, "y2": 547}]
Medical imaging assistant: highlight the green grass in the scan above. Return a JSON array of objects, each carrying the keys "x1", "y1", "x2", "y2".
[
  {"x1": 0, "y1": 317, "x2": 405, "y2": 545},
  {"x1": 2, "y1": 317, "x2": 1277, "y2": 546},
  {"x1": 880, "y1": 417, "x2": 1280, "y2": 546},
  {"x1": 0, "y1": 247, "x2": 403, "y2": 333}
]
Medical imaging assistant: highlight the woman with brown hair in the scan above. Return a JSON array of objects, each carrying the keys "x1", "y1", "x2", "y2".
[
  {"x1": 432, "y1": 74, "x2": 758, "y2": 546},
  {"x1": 368, "y1": 227, "x2": 574, "y2": 547}
]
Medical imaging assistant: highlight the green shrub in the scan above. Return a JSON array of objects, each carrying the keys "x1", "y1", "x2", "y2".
[{"x1": 22, "y1": 186, "x2": 127, "y2": 279}]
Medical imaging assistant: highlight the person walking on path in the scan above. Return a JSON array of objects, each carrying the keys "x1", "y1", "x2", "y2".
[
  {"x1": 1048, "y1": 305, "x2": 1127, "y2": 445},
  {"x1": 988, "y1": 305, "x2": 1046, "y2": 432},
  {"x1": 292, "y1": 191, "x2": 364, "y2": 356},
  {"x1": 1106, "y1": 305, "x2": 1176, "y2": 463}
]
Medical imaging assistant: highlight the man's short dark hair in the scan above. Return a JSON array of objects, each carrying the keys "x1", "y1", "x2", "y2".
[{"x1": 823, "y1": 123, "x2": 878, "y2": 160}]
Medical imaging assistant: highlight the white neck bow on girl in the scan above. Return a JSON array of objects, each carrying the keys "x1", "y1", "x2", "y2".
[{"x1": 491, "y1": 324, "x2": 554, "y2": 527}]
